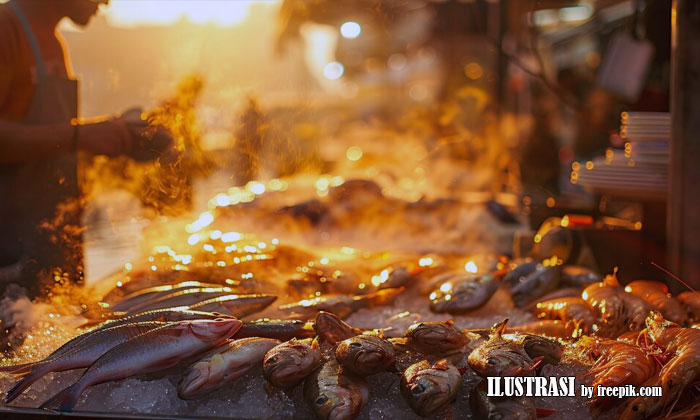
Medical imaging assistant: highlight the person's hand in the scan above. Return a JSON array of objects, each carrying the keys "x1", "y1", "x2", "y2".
[
  {"x1": 76, "y1": 119, "x2": 132, "y2": 156},
  {"x1": 125, "y1": 123, "x2": 175, "y2": 162}
]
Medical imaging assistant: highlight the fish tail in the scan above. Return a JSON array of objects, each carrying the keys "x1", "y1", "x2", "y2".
[
  {"x1": 39, "y1": 382, "x2": 83, "y2": 412},
  {"x1": 5, "y1": 363, "x2": 53, "y2": 403}
]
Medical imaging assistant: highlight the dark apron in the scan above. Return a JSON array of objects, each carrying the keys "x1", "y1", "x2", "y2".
[{"x1": 0, "y1": 1, "x2": 82, "y2": 296}]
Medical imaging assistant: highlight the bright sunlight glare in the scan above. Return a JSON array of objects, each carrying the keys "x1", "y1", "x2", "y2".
[{"x1": 104, "y1": 0, "x2": 279, "y2": 27}]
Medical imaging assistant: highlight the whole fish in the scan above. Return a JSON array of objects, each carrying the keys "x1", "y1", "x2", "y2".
[
  {"x1": 561, "y1": 266, "x2": 602, "y2": 287},
  {"x1": 304, "y1": 360, "x2": 369, "y2": 420},
  {"x1": 429, "y1": 274, "x2": 498, "y2": 314},
  {"x1": 93, "y1": 308, "x2": 237, "y2": 333},
  {"x1": 280, "y1": 288, "x2": 403, "y2": 320},
  {"x1": 313, "y1": 311, "x2": 363, "y2": 345},
  {"x1": 188, "y1": 294, "x2": 277, "y2": 318},
  {"x1": 178, "y1": 337, "x2": 280, "y2": 399},
  {"x1": 400, "y1": 359, "x2": 461, "y2": 417},
  {"x1": 510, "y1": 265, "x2": 561, "y2": 307},
  {"x1": 468, "y1": 320, "x2": 538, "y2": 377},
  {"x1": 0, "y1": 309, "x2": 235, "y2": 374},
  {"x1": 402, "y1": 320, "x2": 469, "y2": 356},
  {"x1": 106, "y1": 281, "x2": 224, "y2": 311},
  {"x1": 470, "y1": 381, "x2": 536, "y2": 420},
  {"x1": 40, "y1": 319, "x2": 242, "y2": 411},
  {"x1": 501, "y1": 259, "x2": 538, "y2": 287},
  {"x1": 335, "y1": 335, "x2": 395, "y2": 377},
  {"x1": 124, "y1": 287, "x2": 238, "y2": 314},
  {"x1": 5, "y1": 322, "x2": 167, "y2": 403},
  {"x1": 263, "y1": 338, "x2": 321, "y2": 389},
  {"x1": 235, "y1": 319, "x2": 315, "y2": 341}
]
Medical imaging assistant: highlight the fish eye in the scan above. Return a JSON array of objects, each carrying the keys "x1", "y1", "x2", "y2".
[
  {"x1": 411, "y1": 383, "x2": 426, "y2": 395},
  {"x1": 315, "y1": 395, "x2": 329, "y2": 406},
  {"x1": 632, "y1": 406, "x2": 639, "y2": 411}
]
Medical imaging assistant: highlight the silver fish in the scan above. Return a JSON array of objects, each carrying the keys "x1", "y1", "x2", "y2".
[
  {"x1": 40, "y1": 319, "x2": 242, "y2": 411},
  {"x1": 178, "y1": 337, "x2": 280, "y2": 399},
  {"x1": 107, "y1": 282, "x2": 224, "y2": 311},
  {"x1": 123, "y1": 287, "x2": 238, "y2": 314},
  {"x1": 5, "y1": 322, "x2": 167, "y2": 403},
  {"x1": 188, "y1": 294, "x2": 277, "y2": 318},
  {"x1": 0, "y1": 309, "x2": 234, "y2": 374}
]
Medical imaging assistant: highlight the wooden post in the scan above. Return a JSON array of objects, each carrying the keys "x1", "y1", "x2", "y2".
[{"x1": 668, "y1": 0, "x2": 700, "y2": 289}]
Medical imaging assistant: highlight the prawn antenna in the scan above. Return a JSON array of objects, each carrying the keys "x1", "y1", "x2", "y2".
[{"x1": 651, "y1": 262, "x2": 699, "y2": 295}]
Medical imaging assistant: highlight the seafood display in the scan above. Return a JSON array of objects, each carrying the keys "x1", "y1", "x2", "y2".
[{"x1": 3, "y1": 223, "x2": 700, "y2": 419}]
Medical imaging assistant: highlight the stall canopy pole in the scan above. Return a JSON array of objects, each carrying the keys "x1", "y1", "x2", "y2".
[{"x1": 668, "y1": 0, "x2": 700, "y2": 290}]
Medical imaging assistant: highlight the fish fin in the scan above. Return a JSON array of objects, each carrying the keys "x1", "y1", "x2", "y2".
[
  {"x1": 433, "y1": 359, "x2": 450, "y2": 370},
  {"x1": 5, "y1": 364, "x2": 52, "y2": 403},
  {"x1": 530, "y1": 356, "x2": 545, "y2": 371},
  {"x1": 536, "y1": 408, "x2": 556, "y2": 418},
  {"x1": 39, "y1": 382, "x2": 82, "y2": 411},
  {"x1": 263, "y1": 382, "x2": 278, "y2": 398},
  {"x1": 492, "y1": 319, "x2": 509, "y2": 335}
]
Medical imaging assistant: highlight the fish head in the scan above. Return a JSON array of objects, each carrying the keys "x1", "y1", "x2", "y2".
[
  {"x1": 522, "y1": 336, "x2": 562, "y2": 365},
  {"x1": 178, "y1": 360, "x2": 216, "y2": 399},
  {"x1": 335, "y1": 336, "x2": 394, "y2": 375},
  {"x1": 402, "y1": 375, "x2": 448, "y2": 417},
  {"x1": 188, "y1": 318, "x2": 242, "y2": 342},
  {"x1": 311, "y1": 390, "x2": 354, "y2": 420},
  {"x1": 263, "y1": 342, "x2": 320, "y2": 388},
  {"x1": 314, "y1": 311, "x2": 357, "y2": 344},
  {"x1": 406, "y1": 321, "x2": 468, "y2": 353}
]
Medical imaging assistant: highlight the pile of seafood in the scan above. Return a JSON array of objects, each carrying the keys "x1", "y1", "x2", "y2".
[{"x1": 4, "y1": 242, "x2": 700, "y2": 420}]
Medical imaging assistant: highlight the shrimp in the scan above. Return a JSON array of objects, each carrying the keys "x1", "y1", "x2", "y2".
[
  {"x1": 621, "y1": 313, "x2": 700, "y2": 419},
  {"x1": 533, "y1": 297, "x2": 597, "y2": 334},
  {"x1": 624, "y1": 280, "x2": 686, "y2": 324},
  {"x1": 576, "y1": 336, "x2": 658, "y2": 401},
  {"x1": 677, "y1": 291, "x2": 700, "y2": 323},
  {"x1": 582, "y1": 274, "x2": 652, "y2": 338}
]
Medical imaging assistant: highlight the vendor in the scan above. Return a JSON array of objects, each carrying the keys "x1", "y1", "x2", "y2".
[{"x1": 0, "y1": 0, "x2": 171, "y2": 297}]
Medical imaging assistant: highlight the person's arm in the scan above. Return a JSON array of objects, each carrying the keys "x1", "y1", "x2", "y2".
[{"x1": 0, "y1": 118, "x2": 134, "y2": 164}]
